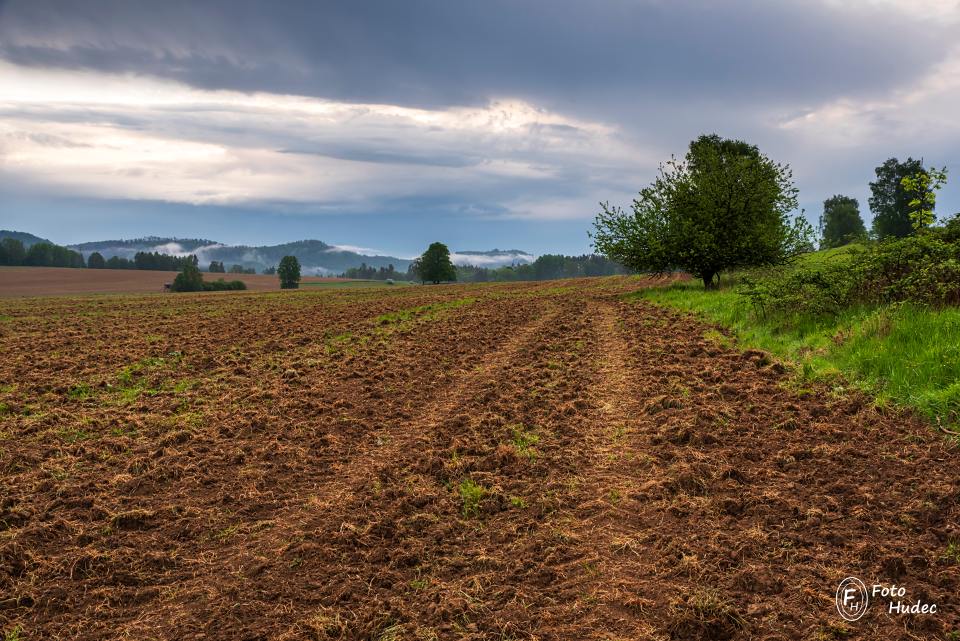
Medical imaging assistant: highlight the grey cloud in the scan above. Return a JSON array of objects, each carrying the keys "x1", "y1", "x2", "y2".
[
  {"x1": 277, "y1": 147, "x2": 480, "y2": 169},
  {"x1": 0, "y1": 0, "x2": 950, "y2": 114}
]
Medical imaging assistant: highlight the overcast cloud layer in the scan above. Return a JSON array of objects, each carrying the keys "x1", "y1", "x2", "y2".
[{"x1": 2, "y1": 0, "x2": 959, "y2": 254}]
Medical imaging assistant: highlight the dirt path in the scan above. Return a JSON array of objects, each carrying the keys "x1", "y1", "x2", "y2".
[{"x1": 2, "y1": 278, "x2": 958, "y2": 640}]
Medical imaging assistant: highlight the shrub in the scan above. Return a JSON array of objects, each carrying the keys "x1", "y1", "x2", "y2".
[
  {"x1": 170, "y1": 263, "x2": 205, "y2": 292},
  {"x1": 741, "y1": 229, "x2": 960, "y2": 317},
  {"x1": 203, "y1": 278, "x2": 247, "y2": 291}
]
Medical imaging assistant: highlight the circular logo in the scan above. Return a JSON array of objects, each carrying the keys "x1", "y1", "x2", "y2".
[{"x1": 836, "y1": 577, "x2": 870, "y2": 622}]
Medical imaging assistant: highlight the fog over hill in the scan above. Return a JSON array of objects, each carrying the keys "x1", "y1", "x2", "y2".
[{"x1": 64, "y1": 237, "x2": 533, "y2": 274}]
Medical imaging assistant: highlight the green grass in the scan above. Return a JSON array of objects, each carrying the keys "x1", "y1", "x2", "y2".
[
  {"x1": 633, "y1": 247, "x2": 960, "y2": 426},
  {"x1": 510, "y1": 424, "x2": 540, "y2": 458},
  {"x1": 459, "y1": 478, "x2": 486, "y2": 517}
]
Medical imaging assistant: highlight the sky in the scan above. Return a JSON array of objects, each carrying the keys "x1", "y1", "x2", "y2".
[{"x1": 2, "y1": 0, "x2": 960, "y2": 257}]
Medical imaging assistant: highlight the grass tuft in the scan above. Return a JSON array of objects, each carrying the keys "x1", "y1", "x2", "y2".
[{"x1": 459, "y1": 478, "x2": 486, "y2": 517}]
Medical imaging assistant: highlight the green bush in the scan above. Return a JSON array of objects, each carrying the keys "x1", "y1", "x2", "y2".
[
  {"x1": 170, "y1": 263, "x2": 204, "y2": 292},
  {"x1": 203, "y1": 278, "x2": 247, "y2": 291},
  {"x1": 742, "y1": 225, "x2": 960, "y2": 317}
]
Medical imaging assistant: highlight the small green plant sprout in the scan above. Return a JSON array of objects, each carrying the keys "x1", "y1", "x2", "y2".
[
  {"x1": 3, "y1": 626, "x2": 23, "y2": 641},
  {"x1": 459, "y1": 478, "x2": 486, "y2": 517},
  {"x1": 944, "y1": 539, "x2": 960, "y2": 565},
  {"x1": 510, "y1": 424, "x2": 540, "y2": 458},
  {"x1": 901, "y1": 165, "x2": 947, "y2": 232}
]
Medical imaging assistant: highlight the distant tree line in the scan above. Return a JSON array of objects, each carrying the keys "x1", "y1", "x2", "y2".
[
  {"x1": 0, "y1": 239, "x2": 86, "y2": 268},
  {"x1": 455, "y1": 254, "x2": 629, "y2": 282},
  {"x1": 208, "y1": 261, "x2": 257, "y2": 274},
  {"x1": 339, "y1": 263, "x2": 400, "y2": 280},
  {"x1": 335, "y1": 251, "x2": 629, "y2": 284}
]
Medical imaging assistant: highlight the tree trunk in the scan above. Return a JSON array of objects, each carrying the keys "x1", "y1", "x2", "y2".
[{"x1": 702, "y1": 272, "x2": 719, "y2": 290}]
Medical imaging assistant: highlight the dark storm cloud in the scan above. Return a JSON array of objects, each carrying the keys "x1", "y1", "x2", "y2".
[{"x1": 0, "y1": 0, "x2": 949, "y2": 113}]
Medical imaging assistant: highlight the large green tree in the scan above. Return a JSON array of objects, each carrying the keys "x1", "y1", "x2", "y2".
[
  {"x1": 592, "y1": 134, "x2": 809, "y2": 289},
  {"x1": 819, "y1": 195, "x2": 867, "y2": 249},
  {"x1": 413, "y1": 242, "x2": 457, "y2": 284},
  {"x1": 278, "y1": 255, "x2": 301, "y2": 289},
  {"x1": 869, "y1": 157, "x2": 926, "y2": 239}
]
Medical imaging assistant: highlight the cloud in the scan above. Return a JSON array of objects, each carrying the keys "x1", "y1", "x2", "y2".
[
  {"x1": 2, "y1": 0, "x2": 960, "y2": 246},
  {"x1": 327, "y1": 244, "x2": 384, "y2": 255},
  {"x1": 0, "y1": 61, "x2": 643, "y2": 219},
  {"x1": 449, "y1": 251, "x2": 534, "y2": 267}
]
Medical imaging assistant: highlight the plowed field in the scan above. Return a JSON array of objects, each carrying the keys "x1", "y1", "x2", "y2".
[{"x1": 1, "y1": 277, "x2": 957, "y2": 640}]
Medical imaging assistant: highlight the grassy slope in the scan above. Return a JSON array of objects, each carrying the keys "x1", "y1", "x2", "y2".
[{"x1": 632, "y1": 246, "x2": 960, "y2": 425}]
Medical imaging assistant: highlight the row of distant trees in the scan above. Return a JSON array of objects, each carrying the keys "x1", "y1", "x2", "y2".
[
  {"x1": 338, "y1": 252, "x2": 628, "y2": 283},
  {"x1": 208, "y1": 261, "x2": 258, "y2": 274},
  {"x1": 341, "y1": 263, "x2": 400, "y2": 280},
  {"x1": 0, "y1": 239, "x2": 86, "y2": 268},
  {"x1": 819, "y1": 157, "x2": 952, "y2": 249},
  {"x1": 0, "y1": 238, "x2": 282, "y2": 275},
  {"x1": 86, "y1": 250, "x2": 199, "y2": 271},
  {"x1": 456, "y1": 254, "x2": 628, "y2": 282}
]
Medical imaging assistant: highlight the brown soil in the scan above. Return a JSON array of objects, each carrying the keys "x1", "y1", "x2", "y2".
[
  {"x1": 1, "y1": 277, "x2": 957, "y2": 640},
  {"x1": 0, "y1": 266, "x2": 349, "y2": 296}
]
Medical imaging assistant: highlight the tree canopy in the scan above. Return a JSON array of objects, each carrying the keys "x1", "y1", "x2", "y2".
[
  {"x1": 278, "y1": 255, "x2": 301, "y2": 289},
  {"x1": 412, "y1": 242, "x2": 457, "y2": 284},
  {"x1": 170, "y1": 261, "x2": 204, "y2": 292},
  {"x1": 592, "y1": 134, "x2": 810, "y2": 288},
  {"x1": 869, "y1": 157, "x2": 926, "y2": 240},
  {"x1": 87, "y1": 252, "x2": 106, "y2": 269},
  {"x1": 819, "y1": 195, "x2": 867, "y2": 249}
]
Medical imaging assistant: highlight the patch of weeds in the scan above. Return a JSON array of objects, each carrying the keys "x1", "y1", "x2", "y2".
[
  {"x1": 509, "y1": 496, "x2": 527, "y2": 509},
  {"x1": 459, "y1": 478, "x2": 486, "y2": 517},
  {"x1": 376, "y1": 623, "x2": 403, "y2": 641},
  {"x1": 110, "y1": 424, "x2": 139, "y2": 438},
  {"x1": 214, "y1": 524, "x2": 239, "y2": 541},
  {"x1": 409, "y1": 578, "x2": 429, "y2": 590},
  {"x1": 608, "y1": 489, "x2": 622, "y2": 504},
  {"x1": 510, "y1": 424, "x2": 540, "y2": 458},
  {"x1": 325, "y1": 330, "x2": 367, "y2": 355},
  {"x1": 703, "y1": 329, "x2": 733, "y2": 349},
  {"x1": 3, "y1": 625, "x2": 23, "y2": 641},
  {"x1": 172, "y1": 379, "x2": 196, "y2": 394},
  {"x1": 374, "y1": 297, "x2": 477, "y2": 334},
  {"x1": 944, "y1": 539, "x2": 960, "y2": 565},
  {"x1": 67, "y1": 383, "x2": 93, "y2": 400},
  {"x1": 0, "y1": 402, "x2": 9, "y2": 416},
  {"x1": 57, "y1": 428, "x2": 91, "y2": 444}
]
